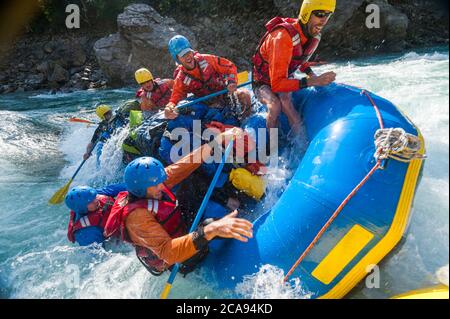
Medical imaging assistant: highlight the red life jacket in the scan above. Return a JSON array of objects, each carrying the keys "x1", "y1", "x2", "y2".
[
  {"x1": 174, "y1": 53, "x2": 228, "y2": 99},
  {"x1": 252, "y1": 17, "x2": 321, "y2": 86},
  {"x1": 136, "y1": 78, "x2": 172, "y2": 108},
  {"x1": 103, "y1": 187, "x2": 187, "y2": 273},
  {"x1": 67, "y1": 195, "x2": 115, "y2": 243}
]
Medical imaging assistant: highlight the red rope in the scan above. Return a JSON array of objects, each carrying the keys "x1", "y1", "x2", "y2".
[
  {"x1": 283, "y1": 89, "x2": 384, "y2": 283},
  {"x1": 362, "y1": 90, "x2": 384, "y2": 130}
]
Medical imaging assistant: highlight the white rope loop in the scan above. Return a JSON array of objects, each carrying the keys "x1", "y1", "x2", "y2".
[{"x1": 374, "y1": 128, "x2": 426, "y2": 163}]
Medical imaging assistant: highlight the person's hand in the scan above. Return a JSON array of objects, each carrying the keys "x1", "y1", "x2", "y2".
[
  {"x1": 83, "y1": 152, "x2": 91, "y2": 160},
  {"x1": 164, "y1": 102, "x2": 179, "y2": 119},
  {"x1": 307, "y1": 71, "x2": 336, "y2": 87},
  {"x1": 227, "y1": 82, "x2": 237, "y2": 94},
  {"x1": 214, "y1": 127, "x2": 245, "y2": 148},
  {"x1": 203, "y1": 210, "x2": 253, "y2": 242}
]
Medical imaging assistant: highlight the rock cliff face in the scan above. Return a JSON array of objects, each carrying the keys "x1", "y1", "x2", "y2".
[
  {"x1": 94, "y1": 4, "x2": 197, "y2": 86},
  {"x1": 0, "y1": 1, "x2": 448, "y2": 94}
]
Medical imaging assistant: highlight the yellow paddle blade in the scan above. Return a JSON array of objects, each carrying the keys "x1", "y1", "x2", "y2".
[
  {"x1": 237, "y1": 71, "x2": 249, "y2": 85},
  {"x1": 160, "y1": 283, "x2": 172, "y2": 299},
  {"x1": 48, "y1": 179, "x2": 73, "y2": 205}
]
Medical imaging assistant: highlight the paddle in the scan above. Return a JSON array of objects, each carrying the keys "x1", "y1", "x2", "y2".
[
  {"x1": 48, "y1": 140, "x2": 99, "y2": 205},
  {"x1": 69, "y1": 117, "x2": 98, "y2": 125},
  {"x1": 176, "y1": 71, "x2": 251, "y2": 112},
  {"x1": 160, "y1": 137, "x2": 235, "y2": 299},
  {"x1": 147, "y1": 71, "x2": 252, "y2": 122}
]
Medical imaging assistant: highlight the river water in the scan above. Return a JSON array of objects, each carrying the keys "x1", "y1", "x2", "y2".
[{"x1": 0, "y1": 48, "x2": 448, "y2": 299}]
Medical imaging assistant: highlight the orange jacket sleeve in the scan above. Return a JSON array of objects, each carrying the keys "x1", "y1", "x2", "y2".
[
  {"x1": 169, "y1": 74, "x2": 190, "y2": 105},
  {"x1": 203, "y1": 54, "x2": 238, "y2": 84},
  {"x1": 261, "y1": 28, "x2": 300, "y2": 93},
  {"x1": 125, "y1": 207, "x2": 198, "y2": 266},
  {"x1": 164, "y1": 142, "x2": 213, "y2": 189}
]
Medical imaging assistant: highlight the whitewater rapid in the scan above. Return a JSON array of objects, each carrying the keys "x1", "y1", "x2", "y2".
[{"x1": 0, "y1": 49, "x2": 448, "y2": 299}]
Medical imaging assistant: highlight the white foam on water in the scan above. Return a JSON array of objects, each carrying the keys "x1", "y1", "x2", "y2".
[
  {"x1": 57, "y1": 120, "x2": 128, "y2": 186},
  {"x1": 436, "y1": 265, "x2": 449, "y2": 287},
  {"x1": 235, "y1": 265, "x2": 312, "y2": 299}
]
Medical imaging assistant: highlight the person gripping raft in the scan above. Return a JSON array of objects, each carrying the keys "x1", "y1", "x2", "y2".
[
  {"x1": 252, "y1": 0, "x2": 337, "y2": 134},
  {"x1": 65, "y1": 183, "x2": 127, "y2": 247},
  {"x1": 104, "y1": 128, "x2": 253, "y2": 276}
]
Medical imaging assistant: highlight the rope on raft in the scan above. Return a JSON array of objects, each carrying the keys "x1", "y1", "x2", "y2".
[{"x1": 374, "y1": 127, "x2": 427, "y2": 163}]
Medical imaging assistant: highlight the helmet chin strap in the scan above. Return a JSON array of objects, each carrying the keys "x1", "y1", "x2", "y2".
[{"x1": 300, "y1": 20, "x2": 313, "y2": 38}]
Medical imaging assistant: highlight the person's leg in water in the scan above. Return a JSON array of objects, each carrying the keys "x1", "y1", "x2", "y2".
[
  {"x1": 278, "y1": 92, "x2": 302, "y2": 136},
  {"x1": 256, "y1": 85, "x2": 303, "y2": 134},
  {"x1": 256, "y1": 85, "x2": 282, "y2": 130}
]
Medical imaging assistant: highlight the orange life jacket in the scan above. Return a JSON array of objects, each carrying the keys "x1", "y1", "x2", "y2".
[
  {"x1": 252, "y1": 17, "x2": 321, "y2": 85},
  {"x1": 174, "y1": 53, "x2": 229, "y2": 98}
]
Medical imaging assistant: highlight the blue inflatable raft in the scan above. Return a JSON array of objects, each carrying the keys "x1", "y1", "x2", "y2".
[{"x1": 201, "y1": 83, "x2": 426, "y2": 299}]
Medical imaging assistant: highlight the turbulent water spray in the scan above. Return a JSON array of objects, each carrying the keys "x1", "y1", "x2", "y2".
[
  {"x1": 91, "y1": 126, "x2": 129, "y2": 184},
  {"x1": 235, "y1": 265, "x2": 312, "y2": 299}
]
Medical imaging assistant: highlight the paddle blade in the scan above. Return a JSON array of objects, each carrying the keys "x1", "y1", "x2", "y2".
[
  {"x1": 69, "y1": 117, "x2": 96, "y2": 125},
  {"x1": 160, "y1": 283, "x2": 172, "y2": 299},
  {"x1": 48, "y1": 179, "x2": 73, "y2": 205},
  {"x1": 237, "y1": 71, "x2": 249, "y2": 85}
]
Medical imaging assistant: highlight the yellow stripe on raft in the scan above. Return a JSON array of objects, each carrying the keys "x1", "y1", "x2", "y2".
[
  {"x1": 320, "y1": 132, "x2": 426, "y2": 299},
  {"x1": 392, "y1": 285, "x2": 449, "y2": 299},
  {"x1": 312, "y1": 225, "x2": 374, "y2": 285}
]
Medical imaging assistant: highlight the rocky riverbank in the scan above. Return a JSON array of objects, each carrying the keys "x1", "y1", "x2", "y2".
[
  {"x1": 0, "y1": 0, "x2": 448, "y2": 94},
  {"x1": 0, "y1": 32, "x2": 108, "y2": 94}
]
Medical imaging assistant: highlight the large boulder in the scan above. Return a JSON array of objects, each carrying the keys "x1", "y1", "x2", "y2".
[{"x1": 94, "y1": 4, "x2": 197, "y2": 86}]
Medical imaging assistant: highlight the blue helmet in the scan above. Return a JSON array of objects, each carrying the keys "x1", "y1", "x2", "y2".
[
  {"x1": 168, "y1": 35, "x2": 193, "y2": 63},
  {"x1": 65, "y1": 186, "x2": 97, "y2": 214},
  {"x1": 124, "y1": 157, "x2": 167, "y2": 198}
]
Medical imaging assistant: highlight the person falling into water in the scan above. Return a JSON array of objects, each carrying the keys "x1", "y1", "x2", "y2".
[
  {"x1": 82, "y1": 104, "x2": 126, "y2": 162},
  {"x1": 103, "y1": 128, "x2": 254, "y2": 276},
  {"x1": 65, "y1": 183, "x2": 127, "y2": 247}
]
